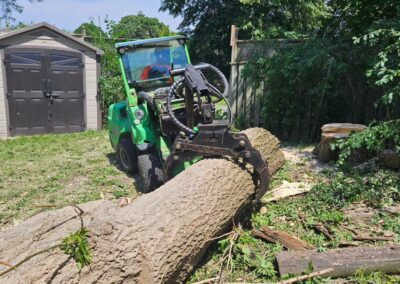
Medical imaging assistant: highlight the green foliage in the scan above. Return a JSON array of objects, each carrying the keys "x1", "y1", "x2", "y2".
[
  {"x1": 74, "y1": 22, "x2": 106, "y2": 38},
  {"x1": 310, "y1": 167, "x2": 400, "y2": 209},
  {"x1": 241, "y1": 1, "x2": 400, "y2": 142},
  {"x1": 60, "y1": 228, "x2": 92, "y2": 270},
  {"x1": 331, "y1": 25, "x2": 400, "y2": 165},
  {"x1": 112, "y1": 12, "x2": 172, "y2": 39},
  {"x1": 160, "y1": 0, "x2": 327, "y2": 74},
  {"x1": 354, "y1": 28, "x2": 400, "y2": 109},
  {"x1": 243, "y1": 39, "x2": 354, "y2": 141},
  {"x1": 239, "y1": 0, "x2": 330, "y2": 39},
  {"x1": 333, "y1": 120, "x2": 400, "y2": 165},
  {"x1": 352, "y1": 269, "x2": 400, "y2": 284}
]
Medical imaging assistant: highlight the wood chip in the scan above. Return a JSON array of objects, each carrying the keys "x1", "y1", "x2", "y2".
[{"x1": 262, "y1": 181, "x2": 312, "y2": 202}]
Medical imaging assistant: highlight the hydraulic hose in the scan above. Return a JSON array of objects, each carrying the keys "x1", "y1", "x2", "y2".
[
  {"x1": 166, "y1": 63, "x2": 230, "y2": 135},
  {"x1": 166, "y1": 77, "x2": 195, "y2": 135}
]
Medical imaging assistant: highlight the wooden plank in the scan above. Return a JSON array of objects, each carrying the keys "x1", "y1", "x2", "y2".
[
  {"x1": 276, "y1": 245, "x2": 400, "y2": 277},
  {"x1": 253, "y1": 81, "x2": 262, "y2": 126},
  {"x1": 235, "y1": 64, "x2": 245, "y2": 119},
  {"x1": 229, "y1": 62, "x2": 239, "y2": 118},
  {"x1": 244, "y1": 78, "x2": 253, "y2": 128}
]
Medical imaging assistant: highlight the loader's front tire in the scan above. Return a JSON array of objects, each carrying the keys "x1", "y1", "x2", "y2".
[
  {"x1": 137, "y1": 153, "x2": 164, "y2": 193},
  {"x1": 117, "y1": 138, "x2": 138, "y2": 174}
]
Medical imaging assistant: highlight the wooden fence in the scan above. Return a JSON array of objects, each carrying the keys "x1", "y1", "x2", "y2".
[{"x1": 228, "y1": 25, "x2": 303, "y2": 128}]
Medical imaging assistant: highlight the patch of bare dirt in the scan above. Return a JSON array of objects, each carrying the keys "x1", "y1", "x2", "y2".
[{"x1": 281, "y1": 146, "x2": 335, "y2": 172}]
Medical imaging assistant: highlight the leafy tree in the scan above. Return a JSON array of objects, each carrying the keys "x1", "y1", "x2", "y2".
[
  {"x1": 160, "y1": 0, "x2": 247, "y2": 73},
  {"x1": 239, "y1": 0, "x2": 329, "y2": 39},
  {"x1": 241, "y1": 0, "x2": 400, "y2": 142},
  {"x1": 111, "y1": 12, "x2": 171, "y2": 40},
  {"x1": 0, "y1": 0, "x2": 42, "y2": 24},
  {"x1": 74, "y1": 22, "x2": 106, "y2": 38},
  {"x1": 160, "y1": 0, "x2": 329, "y2": 73}
]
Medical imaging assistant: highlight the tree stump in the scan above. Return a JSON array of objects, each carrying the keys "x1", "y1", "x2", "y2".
[
  {"x1": 318, "y1": 123, "x2": 367, "y2": 163},
  {"x1": 379, "y1": 149, "x2": 400, "y2": 169},
  {"x1": 0, "y1": 128, "x2": 285, "y2": 284}
]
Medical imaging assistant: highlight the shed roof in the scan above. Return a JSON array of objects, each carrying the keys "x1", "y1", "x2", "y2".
[{"x1": 0, "y1": 22, "x2": 104, "y2": 55}]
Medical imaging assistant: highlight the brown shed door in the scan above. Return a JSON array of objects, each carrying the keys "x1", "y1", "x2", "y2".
[{"x1": 5, "y1": 48, "x2": 85, "y2": 136}]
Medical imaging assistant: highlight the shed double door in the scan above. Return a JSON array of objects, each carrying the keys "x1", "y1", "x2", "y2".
[{"x1": 5, "y1": 48, "x2": 85, "y2": 136}]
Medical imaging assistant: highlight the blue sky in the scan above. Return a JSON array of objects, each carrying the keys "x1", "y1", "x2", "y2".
[{"x1": 13, "y1": 0, "x2": 182, "y2": 32}]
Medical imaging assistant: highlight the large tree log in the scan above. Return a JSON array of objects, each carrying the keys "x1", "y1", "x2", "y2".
[
  {"x1": 276, "y1": 245, "x2": 400, "y2": 277},
  {"x1": 0, "y1": 128, "x2": 284, "y2": 284}
]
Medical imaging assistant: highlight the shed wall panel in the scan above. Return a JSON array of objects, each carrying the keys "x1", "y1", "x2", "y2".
[
  {"x1": 84, "y1": 53, "x2": 99, "y2": 130},
  {"x1": 0, "y1": 51, "x2": 6, "y2": 137}
]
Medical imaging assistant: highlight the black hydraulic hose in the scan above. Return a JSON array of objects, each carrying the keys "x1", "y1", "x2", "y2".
[
  {"x1": 202, "y1": 63, "x2": 229, "y2": 98},
  {"x1": 206, "y1": 82, "x2": 233, "y2": 127},
  {"x1": 166, "y1": 77, "x2": 196, "y2": 135},
  {"x1": 166, "y1": 63, "x2": 230, "y2": 135}
]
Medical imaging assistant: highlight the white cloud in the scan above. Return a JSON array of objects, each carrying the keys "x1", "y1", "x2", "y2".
[{"x1": 13, "y1": 0, "x2": 182, "y2": 32}]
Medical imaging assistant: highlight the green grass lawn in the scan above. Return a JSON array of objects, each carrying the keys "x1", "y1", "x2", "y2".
[
  {"x1": 191, "y1": 149, "x2": 400, "y2": 283},
  {"x1": 0, "y1": 131, "x2": 137, "y2": 229},
  {"x1": 1, "y1": 132, "x2": 399, "y2": 283}
]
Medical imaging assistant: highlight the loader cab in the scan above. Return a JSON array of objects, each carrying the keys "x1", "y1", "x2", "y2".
[
  {"x1": 116, "y1": 36, "x2": 190, "y2": 91},
  {"x1": 109, "y1": 36, "x2": 195, "y2": 193}
]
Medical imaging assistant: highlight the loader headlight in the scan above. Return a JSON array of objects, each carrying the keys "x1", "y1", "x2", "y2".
[{"x1": 134, "y1": 109, "x2": 145, "y2": 120}]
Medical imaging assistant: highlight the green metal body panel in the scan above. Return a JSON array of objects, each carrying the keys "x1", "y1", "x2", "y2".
[{"x1": 108, "y1": 36, "x2": 193, "y2": 170}]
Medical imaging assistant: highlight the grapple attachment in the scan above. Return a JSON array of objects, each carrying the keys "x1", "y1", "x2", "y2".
[{"x1": 163, "y1": 123, "x2": 269, "y2": 202}]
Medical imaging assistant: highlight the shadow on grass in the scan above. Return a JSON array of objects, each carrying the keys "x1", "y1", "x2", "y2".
[{"x1": 105, "y1": 152, "x2": 147, "y2": 194}]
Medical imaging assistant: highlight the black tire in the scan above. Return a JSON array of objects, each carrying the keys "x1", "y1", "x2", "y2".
[
  {"x1": 137, "y1": 153, "x2": 164, "y2": 193},
  {"x1": 117, "y1": 138, "x2": 138, "y2": 174}
]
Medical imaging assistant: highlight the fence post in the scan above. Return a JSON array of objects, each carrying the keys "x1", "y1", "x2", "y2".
[
  {"x1": 229, "y1": 25, "x2": 239, "y2": 119},
  {"x1": 230, "y1": 25, "x2": 238, "y2": 62}
]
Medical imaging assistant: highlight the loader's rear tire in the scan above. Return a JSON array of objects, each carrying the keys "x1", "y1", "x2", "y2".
[
  {"x1": 117, "y1": 138, "x2": 138, "y2": 174},
  {"x1": 137, "y1": 153, "x2": 164, "y2": 193}
]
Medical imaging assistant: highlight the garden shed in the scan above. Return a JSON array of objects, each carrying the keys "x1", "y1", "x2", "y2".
[{"x1": 0, "y1": 22, "x2": 104, "y2": 137}]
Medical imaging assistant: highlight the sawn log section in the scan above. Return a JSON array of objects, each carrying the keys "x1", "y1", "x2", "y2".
[{"x1": 276, "y1": 245, "x2": 400, "y2": 277}]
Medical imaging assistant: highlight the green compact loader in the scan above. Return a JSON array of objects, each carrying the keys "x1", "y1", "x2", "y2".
[{"x1": 108, "y1": 35, "x2": 269, "y2": 201}]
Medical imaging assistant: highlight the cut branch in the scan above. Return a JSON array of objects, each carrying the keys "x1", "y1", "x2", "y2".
[
  {"x1": 252, "y1": 227, "x2": 314, "y2": 250},
  {"x1": 353, "y1": 235, "x2": 394, "y2": 242}
]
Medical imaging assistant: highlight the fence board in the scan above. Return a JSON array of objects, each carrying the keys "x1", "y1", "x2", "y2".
[{"x1": 229, "y1": 25, "x2": 303, "y2": 128}]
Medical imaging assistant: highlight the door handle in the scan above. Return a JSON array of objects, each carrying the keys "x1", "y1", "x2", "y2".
[
  {"x1": 43, "y1": 79, "x2": 50, "y2": 97},
  {"x1": 47, "y1": 78, "x2": 53, "y2": 94}
]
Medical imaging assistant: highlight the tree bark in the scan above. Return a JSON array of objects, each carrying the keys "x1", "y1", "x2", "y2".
[
  {"x1": 276, "y1": 245, "x2": 400, "y2": 278},
  {"x1": 0, "y1": 128, "x2": 285, "y2": 284}
]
